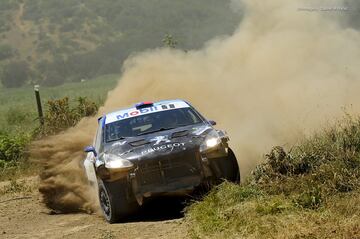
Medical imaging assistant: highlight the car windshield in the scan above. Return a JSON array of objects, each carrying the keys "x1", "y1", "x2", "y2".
[{"x1": 105, "y1": 108, "x2": 203, "y2": 142}]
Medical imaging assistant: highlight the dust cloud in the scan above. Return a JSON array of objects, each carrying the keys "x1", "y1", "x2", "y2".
[
  {"x1": 32, "y1": 0, "x2": 360, "y2": 212},
  {"x1": 31, "y1": 119, "x2": 98, "y2": 212}
]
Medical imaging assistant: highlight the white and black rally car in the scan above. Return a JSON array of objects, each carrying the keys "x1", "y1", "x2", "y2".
[{"x1": 84, "y1": 99, "x2": 240, "y2": 223}]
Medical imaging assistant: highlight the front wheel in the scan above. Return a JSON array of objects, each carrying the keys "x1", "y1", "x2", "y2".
[
  {"x1": 98, "y1": 179, "x2": 138, "y2": 223},
  {"x1": 213, "y1": 148, "x2": 240, "y2": 183}
]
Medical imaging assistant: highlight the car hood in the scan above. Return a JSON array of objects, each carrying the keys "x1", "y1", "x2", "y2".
[{"x1": 103, "y1": 123, "x2": 212, "y2": 161}]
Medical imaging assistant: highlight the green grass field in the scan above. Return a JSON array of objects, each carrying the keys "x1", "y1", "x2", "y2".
[{"x1": 0, "y1": 74, "x2": 119, "y2": 134}]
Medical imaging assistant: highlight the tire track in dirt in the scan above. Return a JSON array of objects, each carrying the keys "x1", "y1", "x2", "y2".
[{"x1": 0, "y1": 177, "x2": 188, "y2": 239}]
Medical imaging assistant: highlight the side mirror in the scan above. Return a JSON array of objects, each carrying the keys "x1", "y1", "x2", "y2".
[
  {"x1": 208, "y1": 120, "x2": 217, "y2": 126},
  {"x1": 84, "y1": 146, "x2": 97, "y2": 157}
]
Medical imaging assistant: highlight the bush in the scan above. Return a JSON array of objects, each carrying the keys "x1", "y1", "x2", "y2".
[
  {"x1": 41, "y1": 96, "x2": 98, "y2": 135},
  {"x1": 293, "y1": 187, "x2": 322, "y2": 209},
  {"x1": 252, "y1": 115, "x2": 360, "y2": 198},
  {"x1": 0, "y1": 132, "x2": 29, "y2": 163}
]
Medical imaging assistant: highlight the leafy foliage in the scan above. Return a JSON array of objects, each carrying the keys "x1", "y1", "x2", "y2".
[
  {"x1": 0, "y1": 132, "x2": 29, "y2": 163},
  {"x1": 162, "y1": 34, "x2": 178, "y2": 48},
  {"x1": 41, "y1": 96, "x2": 98, "y2": 135}
]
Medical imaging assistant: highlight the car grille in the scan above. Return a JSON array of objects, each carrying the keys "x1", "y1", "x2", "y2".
[{"x1": 136, "y1": 149, "x2": 201, "y2": 186}]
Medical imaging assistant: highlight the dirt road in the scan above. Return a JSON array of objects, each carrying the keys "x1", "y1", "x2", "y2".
[{"x1": 0, "y1": 177, "x2": 189, "y2": 239}]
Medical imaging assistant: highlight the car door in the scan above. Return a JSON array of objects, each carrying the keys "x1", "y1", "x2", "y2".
[{"x1": 84, "y1": 118, "x2": 104, "y2": 191}]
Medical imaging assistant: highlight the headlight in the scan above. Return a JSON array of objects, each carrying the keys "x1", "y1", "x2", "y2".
[
  {"x1": 206, "y1": 137, "x2": 221, "y2": 148},
  {"x1": 103, "y1": 153, "x2": 134, "y2": 170},
  {"x1": 200, "y1": 130, "x2": 221, "y2": 152}
]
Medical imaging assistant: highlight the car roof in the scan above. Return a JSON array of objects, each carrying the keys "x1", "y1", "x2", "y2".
[{"x1": 103, "y1": 99, "x2": 191, "y2": 125}]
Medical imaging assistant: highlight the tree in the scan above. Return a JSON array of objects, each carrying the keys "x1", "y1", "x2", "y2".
[
  {"x1": 162, "y1": 34, "x2": 178, "y2": 48},
  {"x1": 0, "y1": 44, "x2": 15, "y2": 61},
  {"x1": 1, "y1": 61, "x2": 29, "y2": 88}
]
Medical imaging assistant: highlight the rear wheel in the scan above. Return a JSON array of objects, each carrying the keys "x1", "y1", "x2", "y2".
[{"x1": 98, "y1": 179, "x2": 138, "y2": 223}]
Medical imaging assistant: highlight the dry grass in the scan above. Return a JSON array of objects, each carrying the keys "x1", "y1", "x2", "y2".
[
  {"x1": 0, "y1": 177, "x2": 37, "y2": 194},
  {"x1": 187, "y1": 185, "x2": 360, "y2": 239},
  {"x1": 0, "y1": 159, "x2": 39, "y2": 181},
  {"x1": 186, "y1": 115, "x2": 360, "y2": 239}
]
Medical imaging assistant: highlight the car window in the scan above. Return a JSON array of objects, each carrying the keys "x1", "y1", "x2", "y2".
[{"x1": 105, "y1": 108, "x2": 202, "y2": 142}]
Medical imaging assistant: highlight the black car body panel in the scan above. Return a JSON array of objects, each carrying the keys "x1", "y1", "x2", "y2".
[
  {"x1": 83, "y1": 99, "x2": 238, "y2": 221},
  {"x1": 99, "y1": 123, "x2": 228, "y2": 199}
]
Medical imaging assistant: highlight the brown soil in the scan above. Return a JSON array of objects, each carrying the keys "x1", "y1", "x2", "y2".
[{"x1": 0, "y1": 177, "x2": 188, "y2": 239}]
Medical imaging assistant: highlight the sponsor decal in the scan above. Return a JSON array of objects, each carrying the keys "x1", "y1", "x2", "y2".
[
  {"x1": 111, "y1": 141, "x2": 127, "y2": 147},
  {"x1": 149, "y1": 135, "x2": 171, "y2": 145},
  {"x1": 141, "y1": 142, "x2": 185, "y2": 155},
  {"x1": 105, "y1": 101, "x2": 189, "y2": 124},
  {"x1": 116, "y1": 106, "x2": 159, "y2": 120}
]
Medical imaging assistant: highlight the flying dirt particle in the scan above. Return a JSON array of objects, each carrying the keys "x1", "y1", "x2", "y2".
[
  {"x1": 32, "y1": 0, "x2": 360, "y2": 212},
  {"x1": 31, "y1": 119, "x2": 98, "y2": 213}
]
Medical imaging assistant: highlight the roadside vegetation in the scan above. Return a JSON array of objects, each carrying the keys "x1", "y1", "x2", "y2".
[
  {"x1": 186, "y1": 115, "x2": 360, "y2": 238},
  {"x1": 0, "y1": 74, "x2": 117, "y2": 181},
  {"x1": 0, "y1": 178, "x2": 34, "y2": 194}
]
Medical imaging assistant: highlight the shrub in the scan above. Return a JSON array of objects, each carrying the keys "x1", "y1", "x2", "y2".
[
  {"x1": 0, "y1": 132, "x2": 29, "y2": 163},
  {"x1": 252, "y1": 116, "x2": 360, "y2": 198},
  {"x1": 75, "y1": 96, "x2": 98, "y2": 118},
  {"x1": 41, "y1": 96, "x2": 98, "y2": 135},
  {"x1": 293, "y1": 187, "x2": 323, "y2": 209},
  {"x1": 0, "y1": 159, "x2": 5, "y2": 168}
]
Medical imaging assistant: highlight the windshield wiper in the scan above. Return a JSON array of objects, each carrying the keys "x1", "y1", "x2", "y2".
[
  {"x1": 106, "y1": 136, "x2": 127, "y2": 143},
  {"x1": 137, "y1": 127, "x2": 176, "y2": 136},
  {"x1": 177, "y1": 124, "x2": 191, "y2": 127}
]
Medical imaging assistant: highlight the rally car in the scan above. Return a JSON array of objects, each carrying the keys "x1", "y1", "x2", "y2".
[{"x1": 83, "y1": 99, "x2": 240, "y2": 223}]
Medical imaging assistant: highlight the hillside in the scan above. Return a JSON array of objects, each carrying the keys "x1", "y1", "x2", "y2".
[{"x1": 0, "y1": 0, "x2": 241, "y2": 87}]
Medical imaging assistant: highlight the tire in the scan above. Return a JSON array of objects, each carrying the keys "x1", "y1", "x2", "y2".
[
  {"x1": 215, "y1": 148, "x2": 240, "y2": 183},
  {"x1": 98, "y1": 179, "x2": 138, "y2": 223}
]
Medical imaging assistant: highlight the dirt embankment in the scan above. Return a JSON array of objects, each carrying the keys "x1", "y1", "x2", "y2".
[{"x1": 0, "y1": 177, "x2": 188, "y2": 239}]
